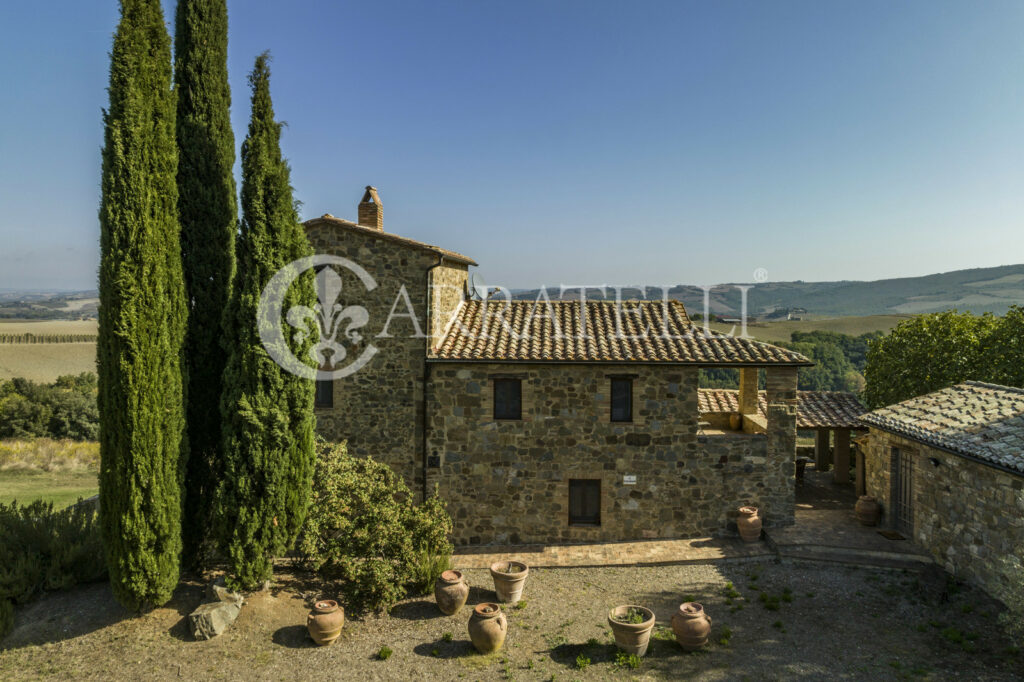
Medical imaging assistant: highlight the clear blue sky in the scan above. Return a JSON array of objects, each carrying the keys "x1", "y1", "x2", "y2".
[{"x1": 1, "y1": 0, "x2": 1023, "y2": 291}]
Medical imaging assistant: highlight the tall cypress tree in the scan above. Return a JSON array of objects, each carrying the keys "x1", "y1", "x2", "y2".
[
  {"x1": 174, "y1": 0, "x2": 237, "y2": 567},
  {"x1": 98, "y1": 0, "x2": 187, "y2": 610},
  {"x1": 218, "y1": 54, "x2": 316, "y2": 590}
]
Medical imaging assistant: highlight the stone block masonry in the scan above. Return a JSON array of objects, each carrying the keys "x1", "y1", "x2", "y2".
[
  {"x1": 864, "y1": 429, "x2": 1024, "y2": 603},
  {"x1": 427, "y1": 363, "x2": 796, "y2": 545}
]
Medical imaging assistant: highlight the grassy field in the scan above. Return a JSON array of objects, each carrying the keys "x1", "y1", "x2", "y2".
[
  {"x1": 0, "y1": 439, "x2": 99, "y2": 507},
  {"x1": 0, "y1": 343, "x2": 96, "y2": 382},
  {"x1": 706, "y1": 314, "x2": 910, "y2": 343}
]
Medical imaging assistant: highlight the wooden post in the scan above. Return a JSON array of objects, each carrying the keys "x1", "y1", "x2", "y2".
[
  {"x1": 855, "y1": 439, "x2": 866, "y2": 496},
  {"x1": 834, "y1": 428, "x2": 851, "y2": 484},
  {"x1": 814, "y1": 429, "x2": 830, "y2": 471}
]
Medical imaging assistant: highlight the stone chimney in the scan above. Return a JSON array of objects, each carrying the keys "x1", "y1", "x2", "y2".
[{"x1": 357, "y1": 186, "x2": 383, "y2": 230}]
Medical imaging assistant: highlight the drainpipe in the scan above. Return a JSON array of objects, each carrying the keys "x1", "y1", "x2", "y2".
[{"x1": 422, "y1": 255, "x2": 445, "y2": 502}]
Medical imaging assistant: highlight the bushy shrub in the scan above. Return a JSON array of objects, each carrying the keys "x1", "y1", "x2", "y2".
[
  {"x1": 297, "y1": 440, "x2": 453, "y2": 613},
  {"x1": 0, "y1": 373, "x2": 98, "y2": 441},
  {"x1": 0, "y1": 499, "x2": 105, "y2": 638}
]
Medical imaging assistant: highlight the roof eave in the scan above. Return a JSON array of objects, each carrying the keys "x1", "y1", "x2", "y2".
[
  {"x1": 303, "y1": 216, "x2": 478, "y2": 266},
  {"x1": 860, "y1": 421, "x2": 1024, "y2": 478}
]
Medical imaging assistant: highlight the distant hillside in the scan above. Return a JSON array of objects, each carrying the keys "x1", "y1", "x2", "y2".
[
  {"x1": 0, "y1": 290, "x2": 98, "y2": 320},
  {"x1": 511, "y1": 264, "x2": 1024, "y2": 317}
]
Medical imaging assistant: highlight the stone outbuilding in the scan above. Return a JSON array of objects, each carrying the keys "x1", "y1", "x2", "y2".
[
  {"x1": 305, "y1": 188, "x2": 814, "y2": 547},
  {"x1": 860, "y1": 381, "x2": 1024, "y2": 602}
]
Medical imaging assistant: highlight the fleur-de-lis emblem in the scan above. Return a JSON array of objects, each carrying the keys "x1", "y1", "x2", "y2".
[{"x1": 286, "y1": 267, "x2": 370, "y2": 368}]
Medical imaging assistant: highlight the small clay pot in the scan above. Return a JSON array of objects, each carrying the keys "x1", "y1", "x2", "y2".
[
  {"x1": 671, "y1": 602, "x2": 712, "y2": 651},
  {"x1": 307, "y1": 599, "x2": 344, "y2": 646},
  {"x1": 729, "y1": 413, "x2": 743, "y2": 431},
  {"x1": 468, "y1": 602, "x2": 507, "y2": 653},
  {"x1": 737, "y1": 506, "x2": 762, "y2": 543},
  {"x1": 489, "y1": 560, "x2": 529, "y2": 604},
  {"x1": 855, "y1": 496, "x2": 881, "y2": 526},
  {"x1": 434, "y1": 569, "x2": 469, "y2": 615},
  {"x1": 608, "y1": 605, "x2": 655, "y2": 657}
]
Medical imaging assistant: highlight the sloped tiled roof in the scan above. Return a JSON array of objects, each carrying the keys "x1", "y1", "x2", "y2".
[
  {"x1": 698, "y1": 389, "x2": 867, "y2": 429},
  {"x1": 432, "y1": 300, "x2": 812, "y2": 365},
  {"x1": 304, "y1": 215, "x2": 477, "y2": 265},
  {"x1": 860, "y1": 381, "x2": 1024, "y2": 473}
]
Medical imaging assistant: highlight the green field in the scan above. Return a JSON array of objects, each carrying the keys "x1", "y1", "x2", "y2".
[
  {"x1": 0, "y1": 468, "x2": 98, "y2": 507},
  {"x1": 706, "y1": 314, "x2": 911, "y2": 343}
]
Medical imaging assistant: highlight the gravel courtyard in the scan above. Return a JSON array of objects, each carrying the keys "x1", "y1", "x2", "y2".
[{"x1": 1, "y1": 560, "x2": 1021, "y2": 681}]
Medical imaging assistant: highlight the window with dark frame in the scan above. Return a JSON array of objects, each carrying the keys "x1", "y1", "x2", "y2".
[
  {"x1": 610, "y1": 377, "x2": 633, "y2": 422},
  {"x1": 569, "y1": 479, "x2": 601, "y2": 526},
  {"x1": 493, "y1": 378, "x2": 522, "y2": 420},
  {"x1": 314, "y1": 378, "x2": 333, "y2": 408}
]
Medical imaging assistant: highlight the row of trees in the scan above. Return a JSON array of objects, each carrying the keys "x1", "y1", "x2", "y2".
[
  {"x1": 99, "y1": 0, "x2": 314, "y2": 609},
  {"x1": 863, "y1": 307, "x2": 1024, "y2": 408}
]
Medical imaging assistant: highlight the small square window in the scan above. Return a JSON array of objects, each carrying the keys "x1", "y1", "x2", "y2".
[
  {"x1": 569, "y1": 479, "x2": 601, "y2": 526},
  {"x1": 315, "y1": 379, "x2": 333, "y2": 408},
  {"x1": 610, "y1": 378, "x2": 633, "y2": 422},
  {"x1": 493, "y1": 378, "x2": 522, "y2": 420}
]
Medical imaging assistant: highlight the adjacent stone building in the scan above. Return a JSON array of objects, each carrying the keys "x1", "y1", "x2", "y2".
[
  {"x1": 861, "y1": 381, "x2": 1024, "y2": 602},
  {"x1": 305, "y1": 188, "x2": 813, "y2": 546}
]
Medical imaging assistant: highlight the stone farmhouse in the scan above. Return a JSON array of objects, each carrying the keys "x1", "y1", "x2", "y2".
[
  {"x1": 861, "y1": 381, "x2": 1024, "y2": 602},
  {"x1": 306, "y1": 188, "x2": 821, "y2": 546}
]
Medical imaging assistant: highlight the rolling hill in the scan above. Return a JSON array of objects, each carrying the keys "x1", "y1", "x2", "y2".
[{"x1": 511, "y1": 263, "x2": 1024, "y2": 318}]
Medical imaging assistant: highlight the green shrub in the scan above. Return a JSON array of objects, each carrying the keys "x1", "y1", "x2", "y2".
[
  {"x1": 574, "y1": 653, "x2": 590, "y2": 669},
  {"x1": 0, "y1": 499, "x2": 105, "y2": 636},
  {"x1": 377, "y1": 645, "x2": 393, "y2": 660},
  {"x1": 614, "y1": 652, "x2": 641, "y2": 669},
  {"x1": 407, "y1": 548, "x2": 452, "y2": 597},
  {"x1": 296, "y1": 440, "x2": 453, "y2": 613},
  {"x1": 0, "y1": 599, "x2": 13, "y2": 639}
]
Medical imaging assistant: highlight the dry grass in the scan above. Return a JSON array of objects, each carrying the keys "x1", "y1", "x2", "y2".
[
  {"x1": 0, "y1": 439, "x2": 99, "y2": 473},
  {"x1": 0, "y1": 321, "x2": 97, "y2": 335},
  {"x1": 0, "y1": 440, "x2": 99, "y2": 507},
  {"x1": 0, "y1": 343, "x2": 96, "y2": 382},
  {"x1": 705, "y1": 314, "x2": 910, "y2": 343}
]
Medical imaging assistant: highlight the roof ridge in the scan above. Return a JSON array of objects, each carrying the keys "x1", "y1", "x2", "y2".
[
  {"x1": 304, "y1": 215, "x2": 478, "y2": 266},
  {"x1": 960, "y1": 380, "x2": 1024, "y2": 395}
]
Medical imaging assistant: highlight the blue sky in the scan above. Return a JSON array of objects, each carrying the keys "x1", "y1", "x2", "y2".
[{"x1": 1, "y1": 0, "x2": 1023, "y2": 291}]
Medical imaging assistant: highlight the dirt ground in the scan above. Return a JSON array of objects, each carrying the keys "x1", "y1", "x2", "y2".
[{"x1": 1, "y1": 560, "x2": 1021, "y2": 681}]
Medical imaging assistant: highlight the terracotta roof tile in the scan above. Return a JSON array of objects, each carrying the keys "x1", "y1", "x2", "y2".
[
  {"x1": 698, "y1": 389, "x2": 867, "y2": 429},
  {"x1": 432, "y1": 300, "x2": 812, "y2": 365},
  {"x1": 860, "y1": 381, "x2": 1024, "y2": 473}
]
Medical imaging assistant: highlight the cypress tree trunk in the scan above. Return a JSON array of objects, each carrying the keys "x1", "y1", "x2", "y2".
[
  {"x1": 218, "y1": 54, "x2": 316, "y2": 590},
  {"x1": 98, "y1": 0, "x2": 187, "y2": 610},
  {"x1": 174, "y1": 0, "x2": 237, "y2": 568}
]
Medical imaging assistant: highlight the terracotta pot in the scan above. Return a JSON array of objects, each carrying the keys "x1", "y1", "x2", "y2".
[
  {"x1": 671, "y1": 602, "x2": 712, "y2": 651},
  {"x1": 489, "y1": 560, "x2": 529, "y2": 604},
  {"x1": 729, "y1": 413, "x2": 743, "y2": 431},
  {"x1": 855, "y1": 496, "x2": 881, "y2": 526},
  {"x1": 434, "y1": 569, "x2": 469, "y2": 615},
  {"x1": 306, "y1": 599, "x2": 344, "y2": 646},
  {"x1": 737, "y1": 506, "x2": 762, "y2": 543},
  {"x1": 607, "y1": 605, "x2": 655, "y2": 657},
  {"x1": 468, "y1": 602, "x2": 507, "y2": 653}
]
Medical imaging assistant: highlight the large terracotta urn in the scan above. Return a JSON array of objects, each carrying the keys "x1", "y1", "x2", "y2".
[
  {"x1": 608, "y1": 605, "x2": 655, "y2": 656},
  {"x1": 468, "y1": 603, "x2": 507, "y2": 653},
  {"x1": 434, "y1": 569, "x2": 469, "y2": 615},
  {"x1": 855, "y1": 496, "x2": 881, "y2": 526},
  {"x1": 737, "y1": 506, "x2": 762, "y2": 543},
  {"x1": 306, "y1": 599, "x2": 345, "y2": 646},
  {"x1": 671, "y1": 602, "x2": 712, "y2": 651},
  {"x1": 489, "y1": 560, "x2": 529, "y2": 604}
]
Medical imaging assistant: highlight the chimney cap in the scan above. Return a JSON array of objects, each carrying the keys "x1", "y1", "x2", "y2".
[{"x1": 360, "y1": 186, "x2": 381, "y2": 205}]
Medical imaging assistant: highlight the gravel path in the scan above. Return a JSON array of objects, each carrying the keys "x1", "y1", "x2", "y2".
[{"x1": 1, "y1": 560, "x2": 1021, "y2": 680}]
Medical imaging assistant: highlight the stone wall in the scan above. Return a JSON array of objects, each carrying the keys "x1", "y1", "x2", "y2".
[
  {"x1": 306, "y1": 220, "x2": 457, "y2": 495},
  {"x1": 426, "y1": 363, "x2": 797, "y2": 545},
  {"x1": 864, "y1": 429, "x2": 1024, "y2": 601}
]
